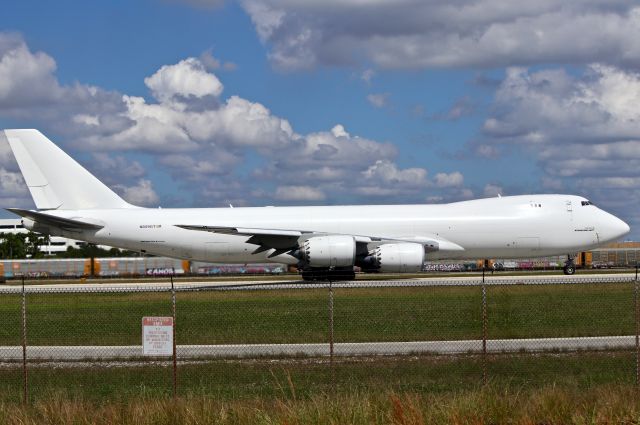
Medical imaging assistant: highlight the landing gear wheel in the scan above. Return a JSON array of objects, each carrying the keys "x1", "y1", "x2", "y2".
[
  {"x1": 301, "y1": 268, "x2": 355, "y2": 282},
  {"x1": 563, "y1": 255, "x2": 576, "y2": 275}
]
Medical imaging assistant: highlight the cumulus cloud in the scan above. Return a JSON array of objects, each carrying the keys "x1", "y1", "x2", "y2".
[
  {"x1": 0, "y1": 33, "x2": 61, "y2": 107},
  {"x1": 483, "y1": 65, "x2": 640, "y2": 146},
  {"x1": 363, "y1": 160, "x2": 427, "y2": 187},
  {"x1": 144, "y1": 57, "x2": 224, "y2": 102},
  {"x1": 0, "y1": 33, "x2": 129, "y2": 139},
  {"x1": 483, "y1": 65, "x2": 640, "y2": 165},
  {"x1": 275, "y1": 185, "x2": 326, "y2": 201},
  {"x1": 239, "y1": 0, "x2": 640, "y2": 71},
  {"x1": 481, "y1": 64, "x2": 640, "y2": 229},
  {"x1": 361, "y1": 68, "x2": 375, "y2": 84},
  {"x1": 90, "y1": 153, "x2": 147, "y2": 186},
  {"x1": 354, "y1": 161, "x2": 468, "y2": 200},
  {"x1": 366, "y1": 93, "x2": 389, "y2": 108},
  {"x1": 483, "y1": 184, "x2": 503, "y2": 197},
  {"x1": 117, "y1": 179, "x2": 160, "y2": 207},
  {"x1": 0, "y1": 33, "x2": 469, "y2": 208},
  {"x1": 434, "y1": 172, "x2": 464, "y2": 188},
  {"x1": 441, "y1": 97, "x2": 475, "y2": 121},
  {"x1": 0, "y1": 167, "x2": 28, "y2": 196},
  {"x1": 199, "y1": 49, "x2": 237, "y2": 71},
  {"x1": 0, "y1": 131, "x2": 32, "y2": 208},
  {"x1": 166, "y1": 0, "x2": 225, "y2": 9}
]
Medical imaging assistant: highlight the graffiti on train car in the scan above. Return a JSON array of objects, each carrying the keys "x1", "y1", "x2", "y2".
[
  {"x1": 145, "y1": 267, "x2": 185, "y2": 276},
  {"x1": 197, "y1": 264, "x2": 284, "y2": 275}
]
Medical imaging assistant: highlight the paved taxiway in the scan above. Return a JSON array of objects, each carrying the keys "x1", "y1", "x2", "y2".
[
  {"x1": 0, "y1": 336, "x2": 633, "y2": 361},
  {"x1": 0, "y1": 272, "x2": 635, "y2": 294}
]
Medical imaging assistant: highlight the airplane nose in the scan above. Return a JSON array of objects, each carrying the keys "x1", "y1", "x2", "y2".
[
  {"x1": 601, "y1": 213, "x2": 630, "y2": 242},
  {"x1": 618, "y1": 218, "x2": 631, "y2": 237}
]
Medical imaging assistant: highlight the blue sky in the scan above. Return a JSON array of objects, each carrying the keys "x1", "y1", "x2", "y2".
[{"x1": 0, "y1": 0, "x2": 639, "y2": 239}]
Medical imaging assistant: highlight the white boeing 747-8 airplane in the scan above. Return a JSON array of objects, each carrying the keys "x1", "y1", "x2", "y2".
[{"x1": 3, "y1": 129, "x2": 630, "y2": 280}]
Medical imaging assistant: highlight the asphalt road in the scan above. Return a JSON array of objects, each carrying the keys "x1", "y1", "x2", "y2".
[
  {"x1": 0, "y1": 335, "x2": 633, "y2": 361},
  {"x1": 0, "y1": 272, "x2": 635, "y2": 293}
]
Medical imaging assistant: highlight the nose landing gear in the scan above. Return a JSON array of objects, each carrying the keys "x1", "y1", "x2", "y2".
[{"x1": 563, "y1": 255, "x2": 576, "y2": 275}]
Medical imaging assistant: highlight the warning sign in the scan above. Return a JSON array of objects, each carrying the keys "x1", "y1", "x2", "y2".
[{"x1": 142, "y1": 317, "x2": 173, "y2": 356}]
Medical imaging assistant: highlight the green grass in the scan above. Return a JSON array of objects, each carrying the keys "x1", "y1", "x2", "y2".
[
  {"x1": 0, "y1": 282, "x2": 637, "y2": 419},
  {"x1": 0, "y1": 352, "x2": 634, "y2": 404},
  {"x1": 3, "y1": 383, "x2": 640, "y2": 425},
  {"x1": 0, "y1": 283, "x2": 635, "y2": 345}
]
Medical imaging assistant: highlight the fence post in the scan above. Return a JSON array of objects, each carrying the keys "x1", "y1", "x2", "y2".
[
  {"x1": 328, "y1": 280, "x2": 335, "y2": 393},
  {"x1": 21, "y1": 276, "x2": 28, "y2": 404},
  {"x1": 171, "y1": 275, "x2": 178, "y2": 400},
  {"x1": 482, "y1": 263, "x2": 488, "y2": 386},
  {"x1": 635, "y1": 263, "x2": 639, "y2": 388}
]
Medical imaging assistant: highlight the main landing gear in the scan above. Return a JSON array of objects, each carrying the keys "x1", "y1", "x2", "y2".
[
  {"x1": 563, "y1": 255, "x2": 576, "y2": 275},
  {"x1": 301, "y1": 267, "x2": 356, "y2": 282}
]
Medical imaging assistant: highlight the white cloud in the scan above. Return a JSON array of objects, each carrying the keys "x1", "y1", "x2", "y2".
[
  {"x1": 0, "y1": 34, "x2": 469, "y2": 208},
  {"x1": 0, "y1": 167, "x2": 28, "y2": 196},
  {"x1": 481, "y1": 64, "x2": 640, "y2": 231},
  {"x1": 144, "y1": 57, "x2": 224, "y2": 103},
  {"x1": 240, "y1": 1, "x2": 640, "y2": 70},
  {"x1": 362, "y1": 160, "x2": 428, "y2": 186},
  {"x1": 275, "y1": 185, "x2": 326, "y2": 201},
  {"x1": 483, "y1": 65, "x2": 640, "y2": 164},
  {"x1": 483, "y1": 184, "x2": 503, "y2": 197},
  {"x1": 434, "y1": 172, "x2": 464, "y2": 188},
  {"x1": 90, "y1": 153, "x2": 147, "y2": 184},
  {"x1": 0, "y1": 35, "x2": 61, "y2": 106},
  {"x1": 442, "y1": 97, "x2": 474, "y2": 121},
  {"x1": 577, "y1": 177, "x2": 640, "y2": 189},
  {"x1": 366, "y1": 93, "x2": 389, "y2": 108},
  {"x1": 0, "y1": 131, "x2": 32, "y2": 209},
  {"x1": 199, "y1": 49, "x2": 237, "y2": 71},
  {"x1": 168, "y1": 0, "x2": 225, "y2": 9},
  {"x1": 73, "y1": 114, "x2": 100, "y2": 126},
  {"x1": 361, "y1": 68, "x2": 374, "y2": 84},
  {"x1": 484, "y1": 65, "x2": 640, "y2": 145},
  {"x1": 474, "y1": 144, "x2": 500, "y2": 159},
  {"x1": 118, "y1": 179, "x2": 160, "y2": 207}
]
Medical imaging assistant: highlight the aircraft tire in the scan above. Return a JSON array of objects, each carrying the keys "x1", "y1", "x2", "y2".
[
  {"x1": 563, "y1": 264, "x2": 576, "y2": 275},
  {"x1": 301, "y1": 269, "x2": 355, "y2": 282}
]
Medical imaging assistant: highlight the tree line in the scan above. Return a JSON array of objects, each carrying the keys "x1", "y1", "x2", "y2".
[{"x1": 0, "y1": 232, "x2": 138, "y2": 259}]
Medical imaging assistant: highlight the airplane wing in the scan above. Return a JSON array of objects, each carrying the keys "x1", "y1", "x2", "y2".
[
  {"x1": 6, "y1": 208, "x2": 104, "y2": 231},
  {"x1": 175, "y1": 224, "x2": 464, "y2": 256}
]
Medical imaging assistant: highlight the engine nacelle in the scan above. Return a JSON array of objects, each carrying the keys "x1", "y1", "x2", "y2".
[
  {"x1": 302, "y1": 235, "x2": 356, "y2": 267},
  {"x1": 21, "y1": 218, "x2": 35, "y2": 231},
  {"x1": 21, "y1": 218, "x2": 52, "y2": 235},
  {"x1": 373, "y1": 243, "x2": 425, "y2": 273}
]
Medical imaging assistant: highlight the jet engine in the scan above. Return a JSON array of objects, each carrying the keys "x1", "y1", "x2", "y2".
[
  {"x1": 371, "y1": 243, "x2": 425, "y2": 273},
  {"x1": 301, "y1": 235, "x2": 356, "y2": 267}
]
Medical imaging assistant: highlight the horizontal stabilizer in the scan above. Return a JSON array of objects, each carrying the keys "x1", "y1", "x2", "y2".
[{"x1": 6, "y1": 208, "x2": 104, "y2": 231}]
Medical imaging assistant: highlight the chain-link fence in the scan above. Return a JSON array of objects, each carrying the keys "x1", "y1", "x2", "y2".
[{"x1": 0, "y1": 273, "x2": 638, "y2": 403}]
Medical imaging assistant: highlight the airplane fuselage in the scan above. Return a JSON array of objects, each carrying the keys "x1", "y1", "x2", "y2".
[{"x1": 37, "y1": 194, "x2": 626, "y2": 264}]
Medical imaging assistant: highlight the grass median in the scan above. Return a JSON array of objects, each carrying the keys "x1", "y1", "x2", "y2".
[
  {"x1": 0, "y1": 282, "x2": 634, "y2": 346},
  {"x1": 0, "y1": 351, "x2": 634, "y2": 403}
]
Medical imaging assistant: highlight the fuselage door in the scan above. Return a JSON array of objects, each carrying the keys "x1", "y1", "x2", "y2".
[{"x1": 565, "y1": 200, "x2": 573, "y2": 221}]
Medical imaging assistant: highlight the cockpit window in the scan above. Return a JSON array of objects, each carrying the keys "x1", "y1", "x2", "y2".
[{"x1": 581, "y1": 200, "x2": 595, "y2": 206}]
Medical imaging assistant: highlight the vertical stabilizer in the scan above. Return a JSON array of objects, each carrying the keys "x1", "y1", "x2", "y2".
[{"x1": 4, "y1": 129, "x2": 133, "y2": 210}]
